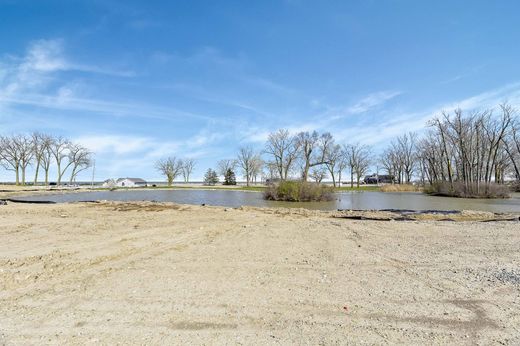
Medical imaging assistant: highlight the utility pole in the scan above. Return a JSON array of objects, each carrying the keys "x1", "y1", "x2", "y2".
[{"x1": 91, "y1": 159, "x2": 96, "y2": 188}]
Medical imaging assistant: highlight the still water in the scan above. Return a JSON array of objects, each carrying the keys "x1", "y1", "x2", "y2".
[{"x1": 16, "y1": 189, "x2": 520, "y2": 212}]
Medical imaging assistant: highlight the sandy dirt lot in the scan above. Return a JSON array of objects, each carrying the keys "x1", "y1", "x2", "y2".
[{"x1": 0, "y1": 201, "x2": 519, "y2": 345}]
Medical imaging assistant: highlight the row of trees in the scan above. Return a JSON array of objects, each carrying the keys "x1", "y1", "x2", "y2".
[
  {"x1": 154, "y1": 104, "x2": 519, "y2": 190},
  {"x1": 378, "y1": 104, "x2": 520, "y2": 194},
  {"x1": 207, "y1": 130, "x2": 372, "y2": 187},
  {"x1": 154, "y1": 157, "x2": 196, "y2": 186},
  {"x1": 262, "y1": 129, "x2": 373, "y2": 187},
  {"x1": 226, "y1": 104, "x2": 520, "y2": 189},
  {"x1": 417, "y1": 104, "x2": 519, "y2": 192},
  {"x1": 0, "y1": 133, "x2": 93, "y2": 186}
]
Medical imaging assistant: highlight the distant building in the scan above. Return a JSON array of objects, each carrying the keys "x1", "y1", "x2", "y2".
[
  {"x1": 364, "y1": 174, "x2": 395, "y2": 184},
  {"x1": 102, "y1": 179, "x2": 116, "y2": 188},
  {"x1": 116, "y1": 178, "x2": 147, "y2": 188}
]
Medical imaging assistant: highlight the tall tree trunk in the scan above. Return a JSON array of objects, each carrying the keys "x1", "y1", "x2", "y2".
[{"x1": 34, "y1": 163, "x2": 40, "y2": 185}]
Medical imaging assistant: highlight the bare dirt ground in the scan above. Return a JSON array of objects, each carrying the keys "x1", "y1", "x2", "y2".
[{"x1": 0, "y1": 201, "x2": 519, "y2": 345}]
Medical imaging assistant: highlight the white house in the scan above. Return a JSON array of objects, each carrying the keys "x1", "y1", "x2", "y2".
[{"x1": 115, "y1": 178, "x2": 147, "y2": 188}]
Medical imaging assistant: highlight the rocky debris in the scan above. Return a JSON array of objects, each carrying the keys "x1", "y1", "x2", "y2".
[
  {"x1": 494, "y1": 269, "x2": 520, "y2": 285},
  {"x1": 0, "y1": 200, "x2": 7, "y2": 205}
]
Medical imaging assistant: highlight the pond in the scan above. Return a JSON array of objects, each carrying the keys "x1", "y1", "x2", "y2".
[{"x1": 15, "y1": 189, "x2": 520, "y2": 212}]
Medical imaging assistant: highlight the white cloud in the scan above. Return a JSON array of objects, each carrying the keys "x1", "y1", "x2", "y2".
[
  {"x1": 345, "y1": 90, "x2": 402, "y2": 114},
  {"x1": 75, "y1": 135, "x2": 154, "y2": 155}
]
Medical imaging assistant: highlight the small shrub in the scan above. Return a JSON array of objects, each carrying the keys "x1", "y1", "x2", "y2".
[
  {"x1": 425, "y1": 181, "x2": 510, "y2": 199},
  {"x1": 264, "y1": 181, "x2": 334, "y2": 202}
]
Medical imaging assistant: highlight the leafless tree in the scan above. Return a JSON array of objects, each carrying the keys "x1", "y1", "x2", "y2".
[
  {"x1": 155, "y1": 157, "x2": 183, "y2": 186},
  {"x1": 181, "y1": 158, "x2": 196, "y2": 183},
  {"x1": 419, "y1": 104, "x2": 516, "y2": 194},
  {"x1": 237, "y1": 146, "x2": 257, "y2": 186},
  {"x1": 49, "y1": 136, "x2": 71, "y2": 186},
  {"x1": 32, "y1": 132, "x2": 52, "y2": 185},
  {"x1": 381, "y1": 132, "x2": 417, "y2": 184},
  {"x1": 336, "y1": 148, "x2": 349, "y2": 187},
  {"x1": 0, "y1": 136, "x2": 22, "y2": 185},
  {"x1": 250, "y1": 155, "x2": 264, "y2": 184},
  {"x1": 217, "y1": 159, "x2": 237, "y2": 177},
  {"x1": 68, "y1": 144, "x2": 92, "y2": 184},
  {"x1": 309, "y1": 166, "x2": 328, "y2": 183},
  {"x1": 264, "y1": 129, "x2": 299, "y2": 180},
  {"x1": 39, "y1": 136, "x2": 54, "y2": 186},
  {"x1": 504, "y1": 117, "x2": 520, "y2": 181},
  {"x1": 324, "y1": 143, "x2": 342, "y2": 187},
  {"x1": 295, "y1": 131, "x2": 333, "y2": 181},
  {"x1": 14, "y1": 135, "x2": 34, "y2": 186},
  {"x1": 345, "y1": 143, "x2": 372, "y2": 187},
  {"x1": 0, "y1": 135, "x2": 35, "y2": 186},
  {"x1": 397, "y1": 132, "x2": 417, "y2": 183}
]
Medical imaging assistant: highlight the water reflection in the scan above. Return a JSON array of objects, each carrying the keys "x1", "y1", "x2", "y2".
[{"x1": 16, "y1": 189, "x2": 520, "y2": 213}]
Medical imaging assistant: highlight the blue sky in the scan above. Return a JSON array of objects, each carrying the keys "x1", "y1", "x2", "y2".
[{"x1": 1, "y1": 0, "x2": 520, "y2": 181}]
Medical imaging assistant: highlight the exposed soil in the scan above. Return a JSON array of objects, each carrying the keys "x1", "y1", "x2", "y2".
[{"x1": 0, "y1": 201, "x2": 519, "y2": 345}]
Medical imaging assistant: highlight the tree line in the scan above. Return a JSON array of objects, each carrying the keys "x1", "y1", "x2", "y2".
[
  {"x1": 416, "y1": 104, "x2": 520, "y2": 194},
  {"x1": 154, "y1": 157, "x2": 197, "y2": 186},
  {"x1": 153, "y1": 104, "x2": 520, "y2": 190},
  {"x1": 0, "y1": 133, "x2": 93, "y2": 186},
  {"x1": 186, "y1": 131, "x2": 372, "y2": 188},
  {"x1": 213, "y1": 103, "x2": 520, "y2": 189}
]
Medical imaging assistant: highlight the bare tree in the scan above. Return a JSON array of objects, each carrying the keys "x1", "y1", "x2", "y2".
[
  {"x1": 264, "y1": 129, "x2": 299, "y2": 180},
  {"x1": 39, "y1": 135, "x2": 54, "y2": 186},
  {"x1": 295, "y1": 131, "x2": 333, "y2": 181},
  {"x1": 49, "y1": 136, "x2": 71, "y2": 186},
  {"x1": 309, "y1": 166, "x2": 328, "y2": 183},
  {"x1": 324, "y1": 143, "x2": 342, "y2": 187},
  {"x1": 504, "y1": 116, "x2": 520, "y2": 182},
  {"x1": 0, "y1": 136, "x2": 21, "y2": 185},
  {"x1": 354, "y1": 146, "x2": 372, "y2": 187},
  {"x1": 32, "y1": 132, "x2": 52, "y2": 185},
  {"x1": 397, "y1": 132, "x2": 417, "y2": 183},
  {"x1": 181, "y1": 158, "x2": 196, "y2": 183},
  {"x1": 217, "y1": 159, "x2": 237, "y2": 177},
  {"x1": 419, "y1": 104, "x2": 516, "y2": 195},
  {"x1": 155, "y1": 157, "x2": 183, "y2": 186},
  {"x1": 345, "y1": 143, "x2": 372, "y2": 187},
  {"x1": 14, "y1": 135, "x2": 34, "y2": 186},
  {"x1": 336, "y1": 148, "x2": 349, "y2": 187},
  {"x1": 68, "y1": 144, "x2": 92, "y2": 184},
  {"x1": 237, "y1": 146, "x2": 256, "y2": 186},
  {"x1": 250, "y1": 155, "x2": 264, "y2": 184},
  {"x1": 381, "y1": 132, "x2": 417, "y2": 184},
  {"x1": 0, "y1": 134, "x2": 34, "y2": 186}
]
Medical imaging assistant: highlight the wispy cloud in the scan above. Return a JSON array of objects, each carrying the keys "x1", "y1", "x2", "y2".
[
  {"x1": 0, "y1": 39, "x2": 215, "y2": 124},
  {"x1": 334, "y1": 82, "x2": 520, "y2": 147},
  {"x1": 344, "y1": 90, "x2": 402, "y2": 115}
]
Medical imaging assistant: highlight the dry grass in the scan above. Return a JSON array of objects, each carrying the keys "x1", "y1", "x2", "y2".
[
  {"x1": 424, "y1": 181, "x2": 511, "y2": 198},
  {"x1": 379, "y1": 184, "x2": 422, "y2": 192}
]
